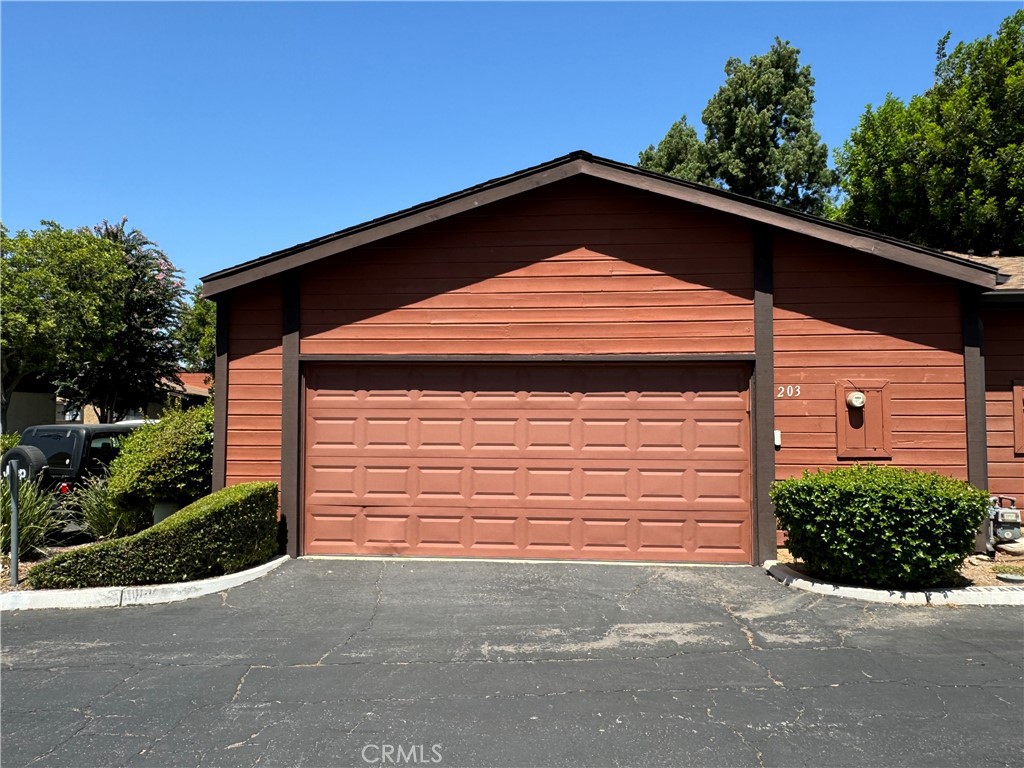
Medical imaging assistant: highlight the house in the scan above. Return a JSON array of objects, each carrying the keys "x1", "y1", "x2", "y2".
[
  {"x1": 201, "y1": 151, "x2": 1023, "y2": 565},
  {"x1": 75, "y1": 372, "x2": 213, "y2": 423},
  {"x1": 3, "y1": 373, "x2": 213, "y2": 431},
  {"x1": 967, "y1": 255, "x2": 1024, "y2": 504}
]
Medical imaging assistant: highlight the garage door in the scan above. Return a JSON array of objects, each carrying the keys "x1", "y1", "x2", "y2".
[{"x1": 303, "y1": 363, "x2": 752, "y2": 562}]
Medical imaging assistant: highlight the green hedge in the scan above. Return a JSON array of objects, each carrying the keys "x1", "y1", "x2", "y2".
[
  {"x1": 771, "y1": 465, "x2": 989, "y2": 590},
  {"x1": 28, "y1": 482, "x2": 278, "y2": 589},
  {"x1": 108, "y1": 400, "x2": 213, "y2": 509}
]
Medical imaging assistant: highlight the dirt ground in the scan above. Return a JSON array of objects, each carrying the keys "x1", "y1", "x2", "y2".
[{"x1": 775, "y1": 547, "x2": 1024, "y2": 587}]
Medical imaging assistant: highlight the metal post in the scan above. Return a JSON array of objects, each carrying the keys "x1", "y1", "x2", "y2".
[{"x1": 9, "y1": 459, "x2": 20, "y2": 587}]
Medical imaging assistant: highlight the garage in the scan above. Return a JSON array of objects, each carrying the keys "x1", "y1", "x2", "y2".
[
  {"x1": 201, "y1": 151, "x2": 1017, "y2": 565},
  {"x1": 303, "y1": 363, "x2": 751, "y2": 561}
]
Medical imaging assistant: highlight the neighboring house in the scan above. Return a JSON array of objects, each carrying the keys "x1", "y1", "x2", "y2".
[
  {"x1": 77, "y1": 373, "x2": 212, "y2": 423},
  {"x1": 3, "y1": 375, "x2": 58, "y2": 434},
  {"x1": 959, "y1": 255, "x2": 1024, "y2": 504},
  {"x1": 201, "y1": 151, "x2": 1023, "y2": 565},
  {"x1": 5, "y1": 373, "x2": 212, "y2": 430}
]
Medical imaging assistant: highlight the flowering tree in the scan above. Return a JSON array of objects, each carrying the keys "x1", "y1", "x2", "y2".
[
  {"x1": 56, "y1": 218, "x2": 187, "y2": 423},
  {"x1": 0, "y1": 222, "x2": 129, "y2": 430}
]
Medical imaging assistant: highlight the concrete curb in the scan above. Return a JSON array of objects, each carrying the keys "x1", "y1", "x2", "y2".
[
  {"x1": 0, "y1": 555, "x2": 290, "y2": 612},
  {"x1": 765, "y1": 561, "x2": 1024, "y2": 606}
]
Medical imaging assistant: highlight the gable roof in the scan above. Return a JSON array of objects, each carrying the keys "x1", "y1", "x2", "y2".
[
  {"x1": 955, "y1": 254, "x2": 1024, "y2": 290},
  {"x1": 201, "y1": 151, "x2": 1003, "y2": 298}
]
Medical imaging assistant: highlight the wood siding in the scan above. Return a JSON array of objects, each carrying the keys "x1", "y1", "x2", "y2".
[
  {"x1": 299, "y1": 177, "x2": 755, "y2": 356},
  {"x1": 983, "y1": 306, "x2": 1024, "y2": 499},
  {"x1": 773, "y1": 234, "x2": 968, "y2": 480},
  {"x1": 225, "y1": 279, "x2": 282, "y2": 486}
]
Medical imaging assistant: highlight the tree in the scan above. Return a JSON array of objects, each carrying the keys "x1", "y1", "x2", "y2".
[
  {"x1": 637, "y1": 116, "x2": 711, "y2": 186},
  {"x1": 639, "y1": 38, "x2": 837, "y2": 214},
  {"x1": 56, "y1": 218, "x2": 187, "y2": 423},
  {"x1": 836, "y1": 11, "x2": 1024, "y2": 253},
  {"x1": 0, "y1": 222, "x2": 129, "y2": 431},
  {"x1": 177, "y1": 284, "x2": 216, "y2": 375}
]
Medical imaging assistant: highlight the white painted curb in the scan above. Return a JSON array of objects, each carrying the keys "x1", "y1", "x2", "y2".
[
  {"x1": 0, "y1": 555, "x2": 290, "y2": 612},
  {"x1": 765, "y1": 561, "x2": 1024, "y2": 606}
]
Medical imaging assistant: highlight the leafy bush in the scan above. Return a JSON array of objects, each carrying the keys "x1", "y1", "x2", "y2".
[
  {"x1": 1, "y1": 433, "x2": 20, "y2": 454},
  {"x1": 1, "y1": 476, "x2": 66, "y2": 559},
  {"x1": 771, "y1": 465, "x2": 989, "y2": 590},
  {"x1": 108, "y1": 400, "x2": 213, "y2": 509},
  {"x1": 71, "y1": 474, "x2": 149, "y2": 540},
  {"x1": 28, "y1": 482, "x2": 278, "y2": 589}
]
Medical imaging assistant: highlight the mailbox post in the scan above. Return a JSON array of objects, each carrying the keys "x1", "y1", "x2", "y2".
[{"x1": 7, "y1": 459, "x2": 20, "y2": 587}]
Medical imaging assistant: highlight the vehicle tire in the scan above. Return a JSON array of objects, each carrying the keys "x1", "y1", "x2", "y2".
[{"x1": 1, "y1": 445, "x2": 49, "y2": 483}]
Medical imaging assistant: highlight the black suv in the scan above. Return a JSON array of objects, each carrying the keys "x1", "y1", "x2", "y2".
[{"x1": 1, "y1": 423, "x2": 143, "y2": 497}]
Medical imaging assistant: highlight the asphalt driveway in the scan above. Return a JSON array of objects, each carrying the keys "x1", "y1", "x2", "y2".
[{"x1": 2, "y1": 559, "x2": 1022, "y2": 768}]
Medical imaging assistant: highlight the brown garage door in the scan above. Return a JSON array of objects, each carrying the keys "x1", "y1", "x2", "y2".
[{"x1": 303, "y1": 363, "x2": 752, "y2": 562}]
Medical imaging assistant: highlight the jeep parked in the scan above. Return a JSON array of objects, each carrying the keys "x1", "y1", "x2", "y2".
[{"x1": 0, "y1": 423, "x2": 143, "y2": 496}]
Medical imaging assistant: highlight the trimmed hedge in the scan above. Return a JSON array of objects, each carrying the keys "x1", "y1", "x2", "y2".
[
  {"x1": 108, "y1": 400, "x2": 214, "y2": 509},
  {"x1": 28, "y1": 482, "x2": 278, "y2": 589},
  {"x1": 771, "y1": 465, "x2": 989, "y2": 590}
]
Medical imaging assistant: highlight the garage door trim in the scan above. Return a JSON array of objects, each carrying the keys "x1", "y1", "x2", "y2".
[{"x1": 299, "y1": 357, "x2": 762, "y2": 563}]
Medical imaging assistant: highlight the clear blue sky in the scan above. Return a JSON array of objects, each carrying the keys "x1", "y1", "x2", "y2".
[{"x1": 2, "y1": 1, "x2": 1016, "y2": 290}]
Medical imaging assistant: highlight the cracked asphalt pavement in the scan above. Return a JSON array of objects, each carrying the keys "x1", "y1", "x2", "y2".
[{"x1": 2, "y1": 559, "x2": 1022, "y2": 768}]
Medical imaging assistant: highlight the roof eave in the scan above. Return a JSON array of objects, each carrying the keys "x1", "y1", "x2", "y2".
[{"x1": 201, "y1": 152, "x2": 1000, "y2": 297}]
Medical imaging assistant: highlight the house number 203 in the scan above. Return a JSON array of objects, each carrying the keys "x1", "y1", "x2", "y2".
[{"x1": 777, "y1": 385, "x2": 801, "y2": 398}]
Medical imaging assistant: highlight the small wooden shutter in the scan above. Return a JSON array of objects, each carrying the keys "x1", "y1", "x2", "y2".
[{"x1": 836, "y1": 379, "x2": 891, "y2": 459}]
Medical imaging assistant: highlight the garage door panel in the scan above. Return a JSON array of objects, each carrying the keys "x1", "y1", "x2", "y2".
[
  {"x1": 305, "y1": 505, "x2": 751, "y2": 562},
  {"x1": 305, "y1": 416, "x2": 747, "y2": 460},
  {"x1": 304, "y1": 363, "x2": 752, "y2": 562},
  {"x1": 308, "y1": 461, "x2": 749, "y2": 507}
]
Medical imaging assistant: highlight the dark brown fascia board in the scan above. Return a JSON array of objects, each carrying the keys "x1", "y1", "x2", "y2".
[
  {"x1": 297, "y1": 353, "x2": 758, "y2": 364},
  {"x1": 582, "y1": 162, "x2": 999, "y2": 289},
  {"x1": 980, "y1": 289, "x2": 1024, "y2": 306},
  {"x1": 201, "y1": 154, "x2": 591, "y2": 297},
  {"x1": 201, "y1": 151, "x2": 1001, "y2": 297}
]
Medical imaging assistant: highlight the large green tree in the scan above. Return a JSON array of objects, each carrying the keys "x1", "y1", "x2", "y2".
[
  {"x1": 0, "y1": 222, "x2": 129, "y2": 431},
  {"x1": 56, "y1": 218, "x2": 187, "y2": 423},
  {"x1": 176, "y1": 284, "x2": 216, "y2": 375},
  {"x1": 639, "y1": 38, "x2": 837, "y2": 214},
  {"x1": 836, "y1": 11, "x2": 1024, "y2": 253}
]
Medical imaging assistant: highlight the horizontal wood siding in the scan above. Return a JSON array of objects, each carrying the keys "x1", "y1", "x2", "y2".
[
  {"x1": 226, "y1": 279, "x2": 282, "y2": 487},
  {"x1": 299, "y1": 177, "x2": 754, "y2": 356},
  {"x1": 983, "y1": 306, "x2": 1024, "y2": 498},
  {"x1": 773, "y1": 234, "x2": 967, "y2": 480}
]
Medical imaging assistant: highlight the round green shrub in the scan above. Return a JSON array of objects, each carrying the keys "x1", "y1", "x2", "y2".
[
  {"x1": 770, "y1": 465, "x2": 989, "y2": 590},
  {"x1": 108, "y1": 400, "x2": 214, "y2": 509}
]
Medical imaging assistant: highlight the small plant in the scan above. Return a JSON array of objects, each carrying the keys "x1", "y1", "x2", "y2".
[
  {"x1": 29, "y1": 482, "x2": 278, "y2": 589},
  {"x1": 993, "y1": 563, "x2": 1024, "y2": 576},
  {"x1": 0, "y1": 433, "x2": 20, "y2": 454},
  {"x1": 771, "y1": 465, "x2": 989, "y2": 590},
  {"x1": 0, "y1": 476, "x2": 66, "y2": 560},
  {"x1": 71, "y1": 474, "x2": 149, "y2": 540},
  {"x1": 108, "y1": 400, "x2": 213, "y2": 509}
]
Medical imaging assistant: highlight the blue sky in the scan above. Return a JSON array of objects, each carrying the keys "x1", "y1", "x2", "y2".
[{"x1": 2, "y1": 2, "x2": 1016, "y2": 290}]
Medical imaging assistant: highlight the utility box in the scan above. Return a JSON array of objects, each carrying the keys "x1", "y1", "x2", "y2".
[{"x1": 989, "y1": 496, "x2": 1022, "y2": 550}]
